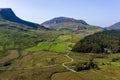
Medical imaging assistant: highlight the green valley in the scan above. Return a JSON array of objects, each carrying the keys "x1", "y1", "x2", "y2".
[{"x1": 0, "y1": 7, "x2": 120, "y2": 80}]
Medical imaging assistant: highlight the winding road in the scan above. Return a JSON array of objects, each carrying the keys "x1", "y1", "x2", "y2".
[{"x1": 62, "y1": 42, "x2": 77, "y2": 73}]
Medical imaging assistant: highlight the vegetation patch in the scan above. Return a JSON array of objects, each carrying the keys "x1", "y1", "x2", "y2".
[
  {"x1": 0, "y1": 46, "x2": 3, "y2": 51},
  {"x1": 73, "y1": 30, "x2": 120, "y2": 53},
  {"x1": 26, "y1": 42, "x2": 66, "y2": 53},
  {"x1": 26, "y1": 43, "x2": 51, "y2": 51},
  {"x1": 26, "y1": 35, "x2": 70, "y2": 53},
  {"x1": 50, "y1": 43, "x2": 66, "y2": 53},
  {"x1": 112, "y1": 57, "x2": 120, "y2": 62}
]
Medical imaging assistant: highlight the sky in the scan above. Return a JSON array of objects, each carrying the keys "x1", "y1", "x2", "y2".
[{"x1": 0, "y1": 0, "x2": 120, "y2": 27}]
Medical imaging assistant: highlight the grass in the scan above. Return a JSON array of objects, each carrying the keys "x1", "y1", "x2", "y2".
[
  {"x1": 51, "y1": 70, "x2": 112, "y2": 80},
  {"x1": 69, "y1": 52, "x2": 120, "y2": 68},
  {"x1": 0, "y1": 52, "x2": 5, "y2": 58},
  {"x1": 26, "y1": 42, "x2": 66, "y2": 53},
  {"x1": 51, "y1": 53, "x2": 120, "y2": 80},
  {"x1": 3, "y1": 51, "x2": 69, "y2": 68},
  {"x1": 57, "y1": 35, "x2": 72, "y2": 41},
  {"x1": 0, "y1": 46, "x2": 3, "y2": 51},
  {"x1": 0, "y1": 29, "x2": 107, "y2": 80},
  {"x1": 0, "y1": 65, "x2": 67, "y2": 80},
  {"x1": 1, "y1": 45, "x2": 120, "y2": 80},
  {"x1": 0, "y1": 50, "x2": 19, "y2": 65},
  {"x1": 26, "y1": 35, "x2": 70, "y2": 53},
  {"x1": 0, "y1": 46, "x2": 4, "y2": 58},
  {"x1": 50, "y1": 43, "x2": 66, "y2": 53},
  {"x1": 26, "y1": 43, "x2": 51, "y2": 51},
  {"x1": 56, "y1": 23, "x2": 101, "y2": 31},
  {"x1": 26, "y1": 28, "x2": 102, "y2": 53}
]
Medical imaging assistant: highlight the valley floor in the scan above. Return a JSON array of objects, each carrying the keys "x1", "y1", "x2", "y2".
[
  {"x1": 0, "y1": 29, "x2": 120, "y2": 80},
  {"x1": 0, "y1": 49, "x2": 120, "y2": 80}
]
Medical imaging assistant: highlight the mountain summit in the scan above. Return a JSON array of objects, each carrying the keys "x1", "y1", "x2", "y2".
[
  {"x1": 41, "y1": 17, "x2": 88, "y2": 28},
  {"x1": 0, "y1": 8, "x2": 45, "y2": 29}
]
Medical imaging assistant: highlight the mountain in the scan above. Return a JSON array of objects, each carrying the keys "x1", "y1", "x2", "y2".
[
  {"x1": 41, "y1": 17, "x2": 88, "y2": 28},
  {"x1": 41, "y1": 17, "x2": 101, "y2": 32},
  {"x1": 0, "y1": 8, "x2": 46, "y2": 29},
  {"x1": 106, "y1": 22, "x2": 120, "y2": 30}
]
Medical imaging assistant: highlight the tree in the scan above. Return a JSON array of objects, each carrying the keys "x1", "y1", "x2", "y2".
[{"x1": 72, "y1": 30, "x2": 120, "y2": 53}]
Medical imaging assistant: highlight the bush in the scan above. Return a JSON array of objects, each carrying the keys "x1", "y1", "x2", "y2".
[
  {"x1": 3, "y1": 62, "x2": 11, "y2": 66},
  {"x1": 112, "y1": 57, "x2": 120, "y2": 62},
  {"x1": 74, "y1": 58, "x2": 99, "y2": 72},
  {"x1": 92, "y1": 54, "x2": 107, "y2": 58}
]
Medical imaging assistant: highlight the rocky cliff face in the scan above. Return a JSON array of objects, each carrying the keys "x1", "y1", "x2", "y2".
[
  {"x1": 0, "y1": 8, "x2": 46, "y2": 29},
  {"x1": 0, "y1": 8, "x2": 16, "y2": 21}
]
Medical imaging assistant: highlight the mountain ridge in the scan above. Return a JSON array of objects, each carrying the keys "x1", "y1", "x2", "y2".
[
  {"x1": 0, "y1": 8, "x2": 46, "y2": 29},
  {"x1": 106, "y1": 22, "x2": 120, "y2": 30}
]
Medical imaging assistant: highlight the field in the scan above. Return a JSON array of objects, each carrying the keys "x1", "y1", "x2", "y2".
[
  {"x1": 51, "y1": 53, "x2": 120, "y2": 80},
  {"x1": 26, "y1": 28, "x2": 102, "y2": 53},
  {"x1": 0, "y1": 50, "x2": 19, "y2": 65},
  {"x1": 1, "y1": 51, "x2": 120, "y2": 80},
  {"x1": 26, "y1": 34, "x2": 71, "y2": 53},
  {"x1": 0, "y1": 65, "x2": 67, "y2": 80},
  {"x1": 26, "y1": 42, "x2": 66, "y2": 53},
  {"x1": 1, "y1": 28, "x2": 120, "y2": 80}
]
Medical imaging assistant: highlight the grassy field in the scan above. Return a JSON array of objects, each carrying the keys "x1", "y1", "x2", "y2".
[
  {"x1": 51, "y1": 52, "x2": 120, "y2": 80},
  {"x1": 26, "y1": 43, "x2": 51, "y2": 51},
  {"x1": 0, "y1": 50, "x2": 19, "y2": 65},
  {"x1": 1, "y1": 51, "x2": 120, "y2": 80},
  {"x1": 26, "y1": 35, "x2": 70, "y2": 53},
  {"x1": 0, "y1": 46, "x2": 3, "y2": 51},
  {"x1": 0, "y1": 65, "x2": 67, "y2": 80},
  {"x1": 9, "y1": 51, "x2": 70, "y2": 68},
  {"x1": 51, "y1": 69, "x2": 120, "y2": 80},
  {"x1": 26, "y1": 42, "x2": 67, "y2": 53},
  {"x1": 1, "y1": 28, "x2": 113, "y2": 80},
  {"x1": 0, "y1": 50, "x2": 69, "y2": 80},
  {"x1": 25, "y1": 32, "x2": 91, "y2": 53},
  {"x1": 0, "y1": 52, "x2": 5, "y2": 58},
  {"x1": 0, "y1": 50, "x2": 70, "y2": 68}
]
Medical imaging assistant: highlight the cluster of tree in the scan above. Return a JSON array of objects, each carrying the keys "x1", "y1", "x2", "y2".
[
  {"x1": 74, "y1": 58, "x2": 99, "y2": 72},
  {"x1": 72, "y1": 30, "x2": 120, "y2": 53}
]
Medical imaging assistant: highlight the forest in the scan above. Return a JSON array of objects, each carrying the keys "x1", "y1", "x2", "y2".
[{"x1": 72, "y1": 30, "x2": 120, "y2": 53}]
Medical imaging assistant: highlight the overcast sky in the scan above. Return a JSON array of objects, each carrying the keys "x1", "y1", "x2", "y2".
[{"x1": 0, "y1": 0, "x2": 120, "y2": 27}]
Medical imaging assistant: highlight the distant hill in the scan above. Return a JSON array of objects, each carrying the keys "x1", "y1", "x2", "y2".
[
  {"x1": 41, "y1": 17, "x2": 101, "y2": 31},
  {"x1": 41, "y1": 17, "x2": 88, "y2": 28},
  {"x1": 0, "y1": 8, "x2": 47, "y2": 29},
  {"x1": 106, "y1": 22, "x2": 120, "y2": 30}
]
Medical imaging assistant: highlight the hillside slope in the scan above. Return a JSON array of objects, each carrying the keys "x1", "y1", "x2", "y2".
[
  {"x1": 106, "y1": 22, "x2": 120, "y2": 30},
  {"x1": 72, "y1": 30, "x2": 120, "y2": 53}
]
